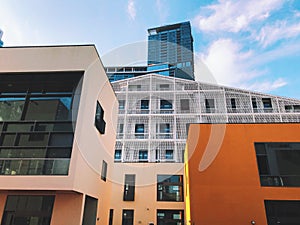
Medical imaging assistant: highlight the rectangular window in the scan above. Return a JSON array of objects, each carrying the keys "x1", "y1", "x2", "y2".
[
  {"x1": 205, "y1": 99, "x2": 215, "y2": 113},
  {"x1": 159, "y1": 84, "x2": 170, "y2": 90},
  {"x1": 252, "y1": 97, "x2": 258, "y2": 112},
  {"x1": 101, "y1": 160, "x2": 107, "y2": 181},
  {"x1": 115, "y1": 149, "x2": 122, "y2": 162},
  {"x1": 109, "y1": 209, "x2": 114, "y2": 225},
  {"x1": 135, "y1": 124, "x2": 145, "y2": 139},
  {"x1": 255, "y1": 142, "x2": 300, "y2": 187},
  {"x1": 230, "y1": 98, "x2": 236, "y2": 109},
  {"x1": 157, "y1": 175, "x2": 183, "y2": 201},
  {"x1": 157, "y1": 210, "x2": 184, "y2": 225},
  {"x1": 82, "y1": 195, "x2": 98, "y2": 225},
  {"x1": 119, "y1": 124, "x2": 124, "y2": 134},
  {"x1": 128, "y1": 85, "x2": 141, "y2": 91},
  {"x1": 265, "y1": 200, "x2": 300, "y2": 224},
  {"x1": 180, "y1": 99, "x2": 190, "y2": 111},
  {"x1": 123, "y1": 174, "x2": 135, "y2": 201},
  {"x1": 122, "y1": 210, "x2": 134, "y2": 225},
  {"x1": 156, "y1": 123, "x2": 171, "y2": 139},
  {"x1": 141, "y1": 100, "x2": 149, "y2": 110},
  {"x1": 165, "y1": 150, "x2": 174, "y2": 160},
  {"x1": 1, "y1": 195, "x2": 55, "y2": 225},
  {"x1": 262, "y1": 98, "x2": 272, "y2": 112},
  {"x1": 160, "y1": 100, "x2": 172, "y2": 110},
  {"x1": 138, "y1": 150, "x2": 148, "y2": 162},
  {"x1": 95, "y1": 101, "x2": 106, "y2": 134},
  {"x1": 119, "y1": 100, "x2": 125, "y2": 110}
]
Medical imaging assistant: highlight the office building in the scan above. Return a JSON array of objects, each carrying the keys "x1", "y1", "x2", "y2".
[
  {"x1": 0, "y1": 45, "x2": 118, "y2": 225},
  {"x1": 109, "y1": 74, "x2": 300, "y2": 225},
  {"x1": 148, "y1": 22, "x2": 194, "y2": 80},
  {"x1": 185, "y1": 123, "x2": 300, "y2": 225}
]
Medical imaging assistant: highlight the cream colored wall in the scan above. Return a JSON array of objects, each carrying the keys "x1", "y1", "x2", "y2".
[
  {"x1": 110, "y1": 163, "x2": 185, "y2": 225},
  {"x1": 51, "y1": 192, "x2": 84, "y2": 225},
  {"x1": 0, "y1": 46, "x2": 118, "y2": 225}
]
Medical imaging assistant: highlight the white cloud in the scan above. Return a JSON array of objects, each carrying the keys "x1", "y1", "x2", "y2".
[
  {"x1": 127, "y1": 0, "x2": 136, "y2": 20},
  {"x1": 240, "y1": 78, "x2": 287, "y2": 92},
  {"x1": 197, "y1": 38, "x2": 287, "y2": 91},
  {"x1": 193, "y1": 0, "x2": 284, "y2": 33},
  {"x1": 256, "y1": 20, "x2": 300, "y2": 47}
]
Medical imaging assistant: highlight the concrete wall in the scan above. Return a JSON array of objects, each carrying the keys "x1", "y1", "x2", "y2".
[
  {"x1": 186, "y1": 123, "x2": 300, "y2": 225},
  {"x1": 110, "y1": 163, "x2": 185, "y2": 225}
]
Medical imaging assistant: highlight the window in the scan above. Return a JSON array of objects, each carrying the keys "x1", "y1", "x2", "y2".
[
  {"x1": 135, "y1": 124, "x2": 145, "y2": 138},
  {"x1": 122, "y1": 210, "x2": 134, "y2": 225},
  {"x1": 252, "y1": 98, "x2": 258, "y2": 112},
  {"x1": 165, "y1": 150, "x2": 174, "y2": 160},
  {"x1": 101, "y1": 160, "x2": 107, "y2": 181},
  {"x1": 159, "y1": 84, "x2": 170, "y2": 90},
  {"x1": 157, "y1": 210, "x2": 184, "y2": 225},
  {"x1": 118, "y1": 124, "x2": 124, "y2": 135},
  {"x1": 265, "y1": 200, "x2": 300, "y2": 224},
  {"x1": 180, "y1": 99, "x2": 190, "y2": 111},
  {"x1": 205, "y1": 99, "x2": 215, "y2": 113},
  {"x1": 157, "y1": 175, "x2": 183, "y2": 201},
  {"x1": 230, "y1": 98, "x2": 236, "y2": 109},
  {"x1": 262, "y1": 98, "x2": 272, "y2": 112},
  {"x1": 82, "y1": 195, "x2": 98, "y2": 225},
  {"x1": 1, "y1": 195, "x2": 55, "y2": 225},
  {"x1": 160, "y1": 100, "x2": 172, "y2": 110},
  {"x1": 138, "y1": 150, "x2": 148, "y2": 162},
  {"x1": 141, "y1": 100, "x2": 149, "y2": 110},
  {"x1": 156, "y1": 123, "x2": 171, "y2": 139},
  {"x1": 109, "y1": 209, "x2": 114, "y2": 225},
  {"x1": 255, "y1": 142, "x2": 300, "y2": 187},
  {"x1": 115, "y1": 149, "x2": 122, "y2": 162},
  {"x1": 123, "y1": 174, "x2": 135, "y2": 201},
  {"x1": 95, "y1": 101, "x2": 106, "y2": 134},
  {"x1": 128, "y1": 85, "x2": 141, "y2": 91},
  {"x1": 119, "y1": 100, "x2": 125, "y2": 110}
]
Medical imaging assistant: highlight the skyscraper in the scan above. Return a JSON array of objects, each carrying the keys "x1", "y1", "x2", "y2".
[{"x1": 147, "y1": 21, "x2": 194, "y2": 80}]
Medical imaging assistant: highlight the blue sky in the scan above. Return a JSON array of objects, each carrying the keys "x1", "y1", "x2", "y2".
[{"x1": 0, "y1": 0, "x2": 300, "y2": 98}]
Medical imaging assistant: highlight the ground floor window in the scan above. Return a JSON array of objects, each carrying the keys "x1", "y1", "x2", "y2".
[
  {"x1": 265, "y1": 200, "x2": 300, "y2": 225},
  {"x1": 157, "y1": 210, "x2": 184, "y2": 225},
  {"x1": 1, "y1": 195, "x2": 55, "y2": 225},
  {"x1": 122, "y1": 209, "x2": 134, "y2": 225}
]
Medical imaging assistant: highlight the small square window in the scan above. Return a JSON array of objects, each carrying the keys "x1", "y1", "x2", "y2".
[
  {"x1": 180, "y1": 99, "x2": 190, "y2": 111},
  {"x1": 139, "y1": 150, "x2": 148, "y2": 162},
  {"x1": 262, "y1": 98, "x2": 272, "y2": 108},
  {"x1": 165, "y1": 150, "x2": 173, "y2": 160},
  {"x1": 115, "y1": 150, "x2": 122, "y2": 161}
]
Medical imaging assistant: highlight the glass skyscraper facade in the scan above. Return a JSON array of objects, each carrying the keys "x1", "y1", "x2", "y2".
[{"x1": 147, "y1": 21, "x2": 194, "y2": 80}]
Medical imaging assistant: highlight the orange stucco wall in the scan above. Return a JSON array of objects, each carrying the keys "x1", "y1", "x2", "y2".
[{"x1": 186, "y1": 123, "x2": 300, "y2": 225}]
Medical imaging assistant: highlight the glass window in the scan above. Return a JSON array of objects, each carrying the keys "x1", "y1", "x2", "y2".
[
  {"x1": 138, "y1": 150, "x2": 148, "y2": 162},
  {"x1": 252, "y1": 97, "x2": 258, "y2": 111},
  {"x1": 165, "y1": 150, "x2": 174, "y2": 160},
  {"x1": 0, "y1": 97, "x2": 25, "y2": 121},
  {"x1": 160, "y1": 100, "x2": 172, "y2": 109},
  {"x1": 262, "y1": 98, "x2": 272, "y2": 108},
  {"x1": 265, "y1": 200, "x2": 300, "y2": 225},
  {"x1": 115, "y1": 150, "x2": 122, "y2": 161},
  {"x1": 82, "y1": 196, "x2": 98, "y2": 225},
  {"x1": 157, "y1": 210, "x2": 184, "y2": 225},
  {"x1": 123, "y1": 174, "x2": 135, "y2": 201},
  {"x1": 122, "y1": 210, "x2": 134, "y2": 225},
  {"x1": 180, "y1": 99, "x2": 190, "y2": 111},
  {"x1": 119, "y1": 100, "x2": 125, "y2": 110},
  {"x1": 1, "y1": 195, "x2": 55, "y2": 225},
  {"x1": 101, "y1": 160, "x2": 107, "y2": 181},
  {"x1": 230, "y1": 98, "x2": 236, "y2": 109},
  {"x1": 135, "y1": 124, "x2": 145, "y2": 139},
  {"x1": 95, "y1": 101, "x2": 106, "y2": 134},
  {"x1": 141, "y1": 100, "x2": 149, "y2": 110},
  {"x1": 157, "y1": 175, "x2": 183, "y2": 201},
  {"x1": 255, "y1": 142, "x2": 300, "y2": 187},
  {"x1": 205, "y1": 99, "x2": 215, "y2": 109}
]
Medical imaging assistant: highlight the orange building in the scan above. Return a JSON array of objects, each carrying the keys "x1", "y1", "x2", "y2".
[{"x1": 185, "y1": 123, "x2": 300, "y2": 225}]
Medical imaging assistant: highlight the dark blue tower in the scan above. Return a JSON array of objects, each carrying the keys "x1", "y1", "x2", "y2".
[{"x1": 147, "y1": 21, "x2": 194, "y2": 80}]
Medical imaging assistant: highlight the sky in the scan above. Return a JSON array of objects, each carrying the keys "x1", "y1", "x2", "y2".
[{"x1": 0, "y1": 0, "x2": 300, "y2": 98}]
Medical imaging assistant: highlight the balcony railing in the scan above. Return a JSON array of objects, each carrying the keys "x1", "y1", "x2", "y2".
[
  {"x1": 260, "y1": 175, "x2": 300, "y2": 187},
  {"x1": 0, "y1": 158, "x2": 70, "y2": 175}
]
